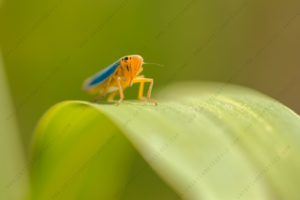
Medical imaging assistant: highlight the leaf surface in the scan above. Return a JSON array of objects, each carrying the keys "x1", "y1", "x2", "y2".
[{"x1": 31, "y1": 82, "x2": 300, "y2": 200}]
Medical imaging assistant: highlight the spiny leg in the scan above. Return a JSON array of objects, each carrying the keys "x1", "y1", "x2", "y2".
[{"x1": 132, "y1": 77, "x2": 157, "y2": 105}]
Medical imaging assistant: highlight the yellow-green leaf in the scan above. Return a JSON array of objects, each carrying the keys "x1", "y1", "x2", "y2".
[{"x1": 30, "y1": 82, "x2": 300, "y2": 200}]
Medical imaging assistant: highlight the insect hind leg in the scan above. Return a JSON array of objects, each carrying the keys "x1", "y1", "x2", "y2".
[
  {"x1": 107, "y1": 91, "x2": 118, "y2": 103},
  {"x1": 107, "y1": 77, "x2": 124, "y2": 105}
]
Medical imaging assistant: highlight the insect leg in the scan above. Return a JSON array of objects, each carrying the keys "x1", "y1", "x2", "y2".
[
  {"x1": 92, "y1": 95, "x2": 104, "y2": 103},
  {"x1": 117, "y1": 76, "x2": 124, "y2": 104},
  {"x1": 107, "y1": 91, "x2": 118, "y2": 102},
  {"x1": 132, "y1": 77, "x2": 157, "y2": 105},
  {"x1": 102, "y1": 76, "x2": 113, "y2": 96},
  {"x1": 138, "y1": 82, "x2": 145, "y2": 100},
  {"x1": 147, "y1": 79, "x2": 154, "y2": 99},
  {"x1": 130, "y1": 75, "x2": 145, "y2": 100}
]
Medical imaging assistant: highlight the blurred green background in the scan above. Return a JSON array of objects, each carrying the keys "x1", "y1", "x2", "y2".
[{"x1": 0, "y1": 0, "x2": 299, "y2": 152}]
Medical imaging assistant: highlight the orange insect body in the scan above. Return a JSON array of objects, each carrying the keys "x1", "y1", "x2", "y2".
[{"x1": 83, "y1": 55, "x2": 156, "y2": 104}]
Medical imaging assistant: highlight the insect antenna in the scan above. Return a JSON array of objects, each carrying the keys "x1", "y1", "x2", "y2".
[{"x1": 143, "y1": 62, "x2": 164, "y2": 67}]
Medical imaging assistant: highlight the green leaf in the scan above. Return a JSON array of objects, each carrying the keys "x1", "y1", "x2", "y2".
[
  {"x1": 0, "y1": 52, "x2": 29, "y2": 200},
  {"x1": 30, "y1": 82, "x2": 300, "y2": 200}
]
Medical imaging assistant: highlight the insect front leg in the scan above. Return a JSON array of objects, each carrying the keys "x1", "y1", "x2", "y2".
[
  {"x1": 138, "y1": 82, "x2": 145, "y2": 100},
  {"x1": 135, "y1": 75, "x2": 145, "y2": 100},
  {"x1": 132, "y1": 77, "x2": 157, "y2": 105}
]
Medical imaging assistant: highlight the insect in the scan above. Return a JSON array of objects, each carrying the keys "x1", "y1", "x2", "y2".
[{"x1": 83, "y1": 55, "x2": 157, "y2": 105}]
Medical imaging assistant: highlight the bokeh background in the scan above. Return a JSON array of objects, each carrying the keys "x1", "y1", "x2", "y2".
[{"x1": 0, "y1": 0, "x2": 299, "y2": 153}]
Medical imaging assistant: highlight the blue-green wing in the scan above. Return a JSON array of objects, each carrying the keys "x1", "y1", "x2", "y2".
[{"x1": 84, "y1": 60, "x2": 120, "y2": 90}]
